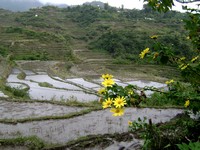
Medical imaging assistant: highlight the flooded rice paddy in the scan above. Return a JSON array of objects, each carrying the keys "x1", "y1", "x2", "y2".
[
  {"x1": 6, "y1": 68, "x2": 166, "y2": 101},
  {"x1": 0, "y1": 107, "x2": 183, "y2": 144},
  {"x1": 0, "y1": 68, "x2": 183, "y2": 147}
]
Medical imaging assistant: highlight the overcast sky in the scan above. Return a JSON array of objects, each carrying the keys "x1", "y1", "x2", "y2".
[{"x1": 39, "y1": 0, "x2": 199, "y2": 11}]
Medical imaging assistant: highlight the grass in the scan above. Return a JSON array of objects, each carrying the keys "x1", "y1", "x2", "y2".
[
  {"x1": 0, "y1": 132, "x2": 135, "y2": 150},
  {"x1": 38, "y1": 82, "x2": 53, "y2": 88},
  {"x1": 4, "y1": 85, "x2": 29, "y2": 99},
  {"x1": 17, "y1": 72, "x2": 26, "y2": 80},
  {"x1": 144, "y1": 114, "x2": 200, "y2": 150},
  {"x1": 0, "y1": 98, "x2": 101, "y2": 108},
  {"x1": 44, "y1": 132, "x2": 135, "y2": 150},
  {"x1": 0, "y1": 136, "x2": 45, "y2": 150},
  {"x1": 0, "y1": 108, "x2": 101, "y2": 124}
]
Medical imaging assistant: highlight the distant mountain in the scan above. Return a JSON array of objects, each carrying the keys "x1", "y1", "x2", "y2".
[
  {"x1": 56, "y1": 4, "x2": 68, "y2": 8},
  {"x1": 45, "y1": 3, "x2": 68, "y2": 8},
  {"x1": 0, "y1": 0, "x2": 43, "y2": 11},
  {"x1": 83, "y1": 1, "x2": 105, "y2": 8}
]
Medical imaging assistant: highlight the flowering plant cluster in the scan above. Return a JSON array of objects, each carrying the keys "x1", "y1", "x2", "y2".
[
  {"x1": 139, "y1": 35, "x2": 200, "y2": 113},
  {"x1": 98, "y1": 74, "x2": 145, "y2": 116},
  {"x1": 133, "y1": 1, "x2": 200, "y2": 149}
]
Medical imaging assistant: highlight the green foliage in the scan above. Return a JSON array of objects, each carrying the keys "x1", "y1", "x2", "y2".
[
  {"x1": 142, "y1": 81, "x2": 200, "y2": 112},
  {"x1": 0, "y1": 45, "x2": 9, "y2": 57},
  {"x1": 90, "y1": 28, "x2": 192, "y2": 61},
  {"x1": 5, "y1": 27, "x2": 65, "y2": 42},
  {"x1": 144, "y1": 92, "x2": 175, "y2": 107},
  {"x1": 129, "y1": 117, "x2": 148, "y2": 133},
  {"x1": 70, "y1": 5, "x2": 101, "y2": 26},
  {"x1": 183, "y1": 7, "x2": 200, "y2": 51},
  {"x1": 90, "y1": 30, "x2": 149, "y2": 58},
  {"x1": 177, "y1": 142, "x2": 200, "y2": 150},
  {"x1": 0, "y1": 136, "x2": 45, "y2": 150},
  {"x1": 140, "y1": 35, "x2": 200, "y2": 113},
  {"x1": 129, "y1": 114, "x2": 200, "y2": 150},
  {"x1": 144, "y1": 0, "x2": 174, "y2": 12},
  {"x1": 38, "y1": 82, "x2": 53, "y2": 88},
  {"x1": 17, "y1": 72, "x2": 26, "y2": 80},
  {"x1": 0, "y1": 3, "x2": 194, "y2": 61},
  {"x1": 133, "y1": 1, "x2": 200, "y2": 149},
  {"x1": 4, "y1": 85, "x2": 29, "y2": 98}
]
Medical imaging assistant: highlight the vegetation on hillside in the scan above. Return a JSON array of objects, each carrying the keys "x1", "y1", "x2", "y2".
[{"x1": 0, "y1": 4, "x2": 194, "y2": 63}]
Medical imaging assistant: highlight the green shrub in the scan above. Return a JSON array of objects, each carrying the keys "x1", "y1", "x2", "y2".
[
  {"x1": 4, "y1": 85, "x2": 29, "y2": 98},
  {"x1": 38, "y1": 82, "x2": 53, "y2": 88},
  {"x1": 17, "y1": 72, "x2": 26, "y2": 80}
]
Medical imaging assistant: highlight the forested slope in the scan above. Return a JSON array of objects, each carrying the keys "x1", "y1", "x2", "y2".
[{"x1": 0, "y1": 4, "x2": 193, "y2": 62}]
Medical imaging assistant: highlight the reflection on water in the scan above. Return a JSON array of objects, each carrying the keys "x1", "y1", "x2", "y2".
[
  {"x1": 127, "y1": 80, "x2": 166, "y2": 88},
  {"x1": 6, "y1": 69, "x2": 167, "y2": 101},
  {"x1": 0, "y1": 91, "x2": 8, "y2": 98},
  {"x1": 6, "y1": 83, "x2": 28, "y2": 90},
  {"x1": 26, "y1": 74, "x2": 81, "y2": 90},
  {"x1": 0, "y1": 108, "x2": 183, "y2": 144},
  {"x1": 7, "y1": 70, "x2": 98, "y2": 102}
]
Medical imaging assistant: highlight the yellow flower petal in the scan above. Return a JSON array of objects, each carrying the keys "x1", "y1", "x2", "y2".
[
  {"x1": 184, "y1": 100, "x2": 190, "y2": 107},
  {"x1": 128, "y1": 121, "x2": 132, "y2": 126},
  {"x1": 150, "y1": 35, "x2": 158, "y2": 39},
  {"x1": 139, "y1": 48, "x2": 150, "y2": 59},
  {"x1": 113, "y1": 96, "x2": 127, "y2": 108},
  {"x1": 102, "y1": 74, "x2": 113, "y2": 80},
  {"x1": 102, "y1": 98, "x2": 113, "y2": 109},
  {"x1": 98, "y1": 88, "x2": 106, "y2": 95},
  {"x1": 165, "y1": 79, "x2": 174, "y2": 85},
  {"x1": 181, "y1": 64, "x2": 189, "y2": 70},
  {"x1": 153, "y1": 52, "x2": 159, "y2": 59},
  {"x1": 110, "y1": 108, "x2": 124, "y2": 116},
  {"x1": 191, "y1": 56, "x2": 199, "y2": 63},
  {"x1": 102, "y1": 79, "x2": 115, "y2": 87}
]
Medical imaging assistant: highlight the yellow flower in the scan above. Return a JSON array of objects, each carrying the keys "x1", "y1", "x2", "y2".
[
  {"x1": 179, "y1": 57, "x2": 186, "y2": 61},
  {"x1": 165, "y1": 79, "x2": 174, "y2": 85},
  {"x1": 191, "y1": 56, "x2": 199, "y2": 63},
  {"x1": 128, "y1": 121, "x2": 132, "y2": 126},
  {"x1": 110, "y1": 108, "x2": 124, "y2": 116},
  {"x1": 128, "y1": 90, "x2": 134, "y2": 95},
  {"x1": 139, "y1": 52, "x2": 145, "y2": 59},
  {"x1": 186, "y1": 36, "x2": 190, "y2": 40},
  {"x1": 143, "y1": 48, "x2": 150, "y2": 53},
  {"x1": 113, "y1": 96, "x2": 127, "y2": 108},
  {"x1": 153, "y1": 52, "x2": 159, "y2": 59},
  {"x1": 102, "y1": 74, "x2": 113, "y2": 80},
  {"x1": 179, "y1": 64, "x2": 184, "y2": 68},
  {"x1": 184, "y1": 100, "x2": 190, "y2": 107},
  {"x1": 139, "y1": 48, "x2": 150, "y2": 59},
  {"x1": 102, "y1": 79, "x2": 115, "y2": 87},
  {"x1": 150, "y1": 35, "x2": 158, "y2": 39},
  {"x1": 156, "y1": 3, "x2": 160, "y2": 8},
  {"x1": 102, "y1": 98, "x2": 113, "y2": 109},
  {"x1": 98, "y1": 88, "x2": 106, "y2": 95},
  {"x1": 181, "y1": 64, "x2": 189, "y2": 70}
]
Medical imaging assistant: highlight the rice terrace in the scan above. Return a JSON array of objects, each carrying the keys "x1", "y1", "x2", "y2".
[{"x1": 0, "y1": 0, "x2": 199, "y2": 149}]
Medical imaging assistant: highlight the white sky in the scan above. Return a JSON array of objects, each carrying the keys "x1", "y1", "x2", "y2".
[{"x1": 39, "y1": 0, "x2": 199, "y2": 12}]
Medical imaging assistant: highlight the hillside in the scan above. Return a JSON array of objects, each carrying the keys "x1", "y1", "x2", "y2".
[{"x1": 0, "y1": 4, "x2": 192, "y2": 65}]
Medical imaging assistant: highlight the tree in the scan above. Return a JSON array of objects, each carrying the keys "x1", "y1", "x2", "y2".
[{"x1": 144, "y1": 0, "x2": 200, "y2": 12}]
